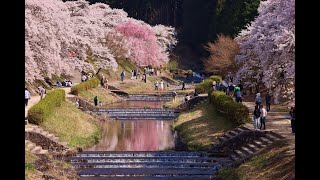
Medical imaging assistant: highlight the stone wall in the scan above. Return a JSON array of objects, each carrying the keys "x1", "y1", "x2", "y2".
[
  {"x1": 25, "y1": 132, "x2": 68, "y2": 152},
  {"x1": 209, "y1": 130, "x2": 266, "y2": 155}
]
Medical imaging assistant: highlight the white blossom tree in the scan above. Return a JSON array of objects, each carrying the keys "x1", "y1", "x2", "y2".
[
  {"x1": 235, "y1": 0, "x2": 295, "y2": 105},
  {"x1": 25, "y1": 0, "x2": 177, "y2": 82}
]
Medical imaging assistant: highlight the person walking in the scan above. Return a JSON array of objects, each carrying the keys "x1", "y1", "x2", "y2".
[
  {"x1": 255, "y1": 93, "x2": 262, "y2": 109},
  {"x1": 160, "y1": 80, "x2": 164, "y2": 91},
  {"x1": 181, "y1": 81, "x2": 186, "y2": 90},
  {"x1": 94, "y1": 96, "x2": 98, "y2": 106},
  {"x1": 265, "y1": 92, "x2": 272, "y2": 112},
  {"x1": 120, "y1": 70, "x2": 125, "y2": 82},
  {"x1": 137, "y1": 69, "x2": 140, "y2": 79},
  {"x1": 172, "y1": 89, "x2": 177, "y2": 103},
  {"x1": 211, "y1": 81, "x2": 216, "y2": 91},
  {"x1": 154, "y1": 81, "x2": 159, "y2": 91},
  {"x1": 131, "y1": 70, "x2": 134, "y2": 80},
  {"x1": 259, "y1": 105, "x2": 267, "y2": 130},
  {"x1": 166, "y1": 81, "x2": 170, "y2": 91},
  {"x1": 143, "y1": 74, "x2": 147, "y2": 83},
  {"x1": 100, "y1": 75, "x2": 105, "y2": 87},
  {"x1": 235, "y1": 90, "x2": 242, "y2": 103},
  {"x1": 25, "y1": 88, "x2": 31, "y2": 107},
  {"x1": 253, "y1": 105, "x2": 261, "y2": 129},
  {"x1": 38, "y1": 86, "x2": 45, "y2": 99},
  {"x1": 289, "y1": 106, "x2": 295, "y2": 134},
  {"x1": 104, "y1": 78, "x2": 108, "y2": 89},
  {"x1": 228, "y1": 83, "x2": 234, "y2": 97},
  {"x1": 133, "y1": 70, "x2": 137, "y2": 79}
]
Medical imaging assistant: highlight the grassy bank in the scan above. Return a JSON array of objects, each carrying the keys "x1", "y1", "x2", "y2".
[
  {"x1": 78, "y1": 87, "x2": 122, "y2": 105},
  {"x1": 25, "y1": 150, "x2": 78, "y2": 180},
  {"x1": 218, "y1": 140, "x2": 295, "y2": 180},
  {"x1": 41, "y1": 101, "x2": 101, "y2": 148},
  {"x1": 173, "y1": 102, "x2": 237, "y2": 151},
  {"x1": 25, "y1": 150, "x2": 40, "y2": 180}
]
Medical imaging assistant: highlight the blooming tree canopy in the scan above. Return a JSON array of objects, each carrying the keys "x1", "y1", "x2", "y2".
[
  {"x1": 234, "y1": 0, "x2": 295, "y2": 104},
  {"x1": 25, "y1": 0, "x2": 177, "y2": 82}
]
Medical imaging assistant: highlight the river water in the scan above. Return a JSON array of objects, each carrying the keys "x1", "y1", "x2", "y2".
[{"x1": 86, "y1": 100, "x2": 175, "y2": 151}]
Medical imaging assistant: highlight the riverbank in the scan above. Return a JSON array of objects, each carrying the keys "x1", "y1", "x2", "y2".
[
  {"x1": 173, "y1": 101, "x2": 237, "y2": 151},
  {"x1": 41, "y1": 100, "x2": 101, "y2": 148},
  {"x1": 217, "y1": 139, "x2": 295, "y2": 179}
]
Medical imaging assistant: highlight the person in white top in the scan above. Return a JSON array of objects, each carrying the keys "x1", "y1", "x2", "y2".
[
  {"x1": 25, "y1": 88, "x2": 31, "y2": 106},
  {"x1": 259, "y1": 105, "x2": 267, "y2": 130},
  {"x1": 160, "y1": 80, "x2": 164, "y2": 91},
  {"x1": 154, "y1": 81, "x2": 159, "y2": 91}
]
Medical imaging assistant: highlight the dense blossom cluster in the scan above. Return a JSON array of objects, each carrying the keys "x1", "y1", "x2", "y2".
[
  {"x1": 234, "y1": 0, "x2": 295, "y2": 104},
  {"x1": 25, "y1": 0, "x2": 177, "y2": 82}
]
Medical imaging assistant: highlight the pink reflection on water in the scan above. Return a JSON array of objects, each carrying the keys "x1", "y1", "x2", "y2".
[{"x1": 86, "y1": 120, "x2": 175, "y2": 151}]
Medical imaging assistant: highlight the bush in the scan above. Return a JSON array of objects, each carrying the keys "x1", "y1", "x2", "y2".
[
  {"x1": 210, "y1": 91, "x2": 249, "y2": 125},
  {"x1": 70, "y1": 77, "x2": 100, "y2": 95},
  {"x1": 28, "y1": 89, "x2": 65, "y2": 125},
  {"x1": 195, "y1": 75, "x2": 222, "y2": 93}
]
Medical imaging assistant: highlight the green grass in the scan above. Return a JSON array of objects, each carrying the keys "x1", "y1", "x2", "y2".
[
  {"x1": 174, "y1": 102, "x2": 237, "y2": 150},
  {"x1": 41, "y1": 101, "x2": 101, "y2": 148},
  {"x1": 25, "y1": 150, "x2": 38, "y2": 163},
  {"x1": 78, "y1": 87, "x2": 122, "y2": 104},
  {"x1": 25, "y1": 150, "x2": 40, "y2": 180},
  {"x1": 218, "y1": 140, "x2": 295, "y2": 180}
]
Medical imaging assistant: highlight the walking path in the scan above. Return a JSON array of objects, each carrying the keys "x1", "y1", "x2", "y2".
[
  {"x1": 25, "y1": 87, "x2": 74, "y2": 118},
  {"x1": 242, "y1": 101, "x2": 295, "y2": 151}
]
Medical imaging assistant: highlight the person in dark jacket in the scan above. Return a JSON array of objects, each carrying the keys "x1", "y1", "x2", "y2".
[
  {"x1": 289, "y1": 106, "x2": 295, "y2": 134},
  {"x1": 94, "y1": 96, "x2": 98, "y2": 106},
  {"x1": 265, "y1": 92, "x2": 272, "y2": 112},
  {"x1": 181, "y1": 81, "x2": 186, "y2": 90}
]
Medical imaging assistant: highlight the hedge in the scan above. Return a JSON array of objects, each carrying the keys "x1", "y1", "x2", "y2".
[
  {"x1": 195, "y1": 75, "x2": 222, "y2": 93},
  {"x1": 209, "y1": 90, "x2": 249, "y2": 125},
  {"x1": 70, "y1": 77, "x2": 100, "y2": 95},
  {"x1": 28, "y1": 89, "x2": 65, "y2": 125}
]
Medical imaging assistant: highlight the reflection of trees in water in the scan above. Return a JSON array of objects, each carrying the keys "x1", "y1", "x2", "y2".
[{"x1": 88, "y1": 120, "x2": 175, "y2": 151}]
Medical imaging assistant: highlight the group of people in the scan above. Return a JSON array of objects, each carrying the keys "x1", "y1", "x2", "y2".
[
  {"x1": 55, "y1": 79, "x2": 73, "y2": 87},
  {"x1": 130, "y1": 69, "x2": 141, "y2": 80},
  {"x1": 100, "y1": 75, "x2": 108, "y2": 89},
  {"x1": 211, "y1": 80, "x2": 243, "y2": 103},
  {"x1": 252, "y1": 92, "x2": 272, "y2": 130},
  {"x1": 81, "y1": 72, "x2": 93, "y2": 82},
  {"x1": 143, "y1": 66, "x2": 162, "y2": 77},
  {"x1": 154, "y1": 80, "x2": 169, "y2": 91}
]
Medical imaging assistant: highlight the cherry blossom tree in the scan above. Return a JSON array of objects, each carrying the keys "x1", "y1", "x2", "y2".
[
  {"x1": 234, "y1": 0, "x2": 295, "y2": 105},
  {"x1": 115, "y1": 20, "x2": 176, "y2": 67},
  {"x1": 25, "y1": 0, "x2": 177, "y2": 82}
]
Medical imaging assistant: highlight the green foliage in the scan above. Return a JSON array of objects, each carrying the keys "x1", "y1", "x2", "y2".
[
  {"x1": 25, "y1": 163, "x2": 36, "y2": 171},
  {"x1": 210, "y1": 0, "x2": 261, "y2": 40},
  {"x1": 195, "y1": 75, "x2": 222, "y2": 93},
  {"x1": 210, "y1": 90, "x2": 249, "y2": 125},
  {"x1": 166, "y1": 59, "x2": 179, "y2": 70},
  {"x1": 70, "y1": 78, "x2": 100, "y2": 95},
  {"x1": 218, "y1": 167, "x2": 240, "y2": 180},
  {"x1": 28, "y1": 89, "x2": 65, "y2": 125}
]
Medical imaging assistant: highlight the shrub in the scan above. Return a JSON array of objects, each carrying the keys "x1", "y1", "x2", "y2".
[
  {"x1": 210, "y1": 90, "x2": 249, "y2": 125},
  {"x1": 195, "y1": 75, "x2": 222, "y2": 93},
  {"x1": 70, "y1": 77, "x2": 100, "y2": 95},
  {"x1": 28, "y1": 89, "x2": 65, "y2": 125}
]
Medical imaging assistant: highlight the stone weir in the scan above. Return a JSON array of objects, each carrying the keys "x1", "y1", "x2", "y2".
[
  {"x1": 127, "y1": 94, "x2": 173, "y2": 101},
  {"x1": 93, "y1": 108, "x2": 178, "y2": 120},
  {"x1": 67, "y1": 151, "x2": 230, "y2": 179}
]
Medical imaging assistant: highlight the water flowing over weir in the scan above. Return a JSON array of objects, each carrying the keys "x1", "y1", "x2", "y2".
[{"x1": 69, "y1": 94, "x2": 222, "y2": 179}]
